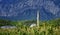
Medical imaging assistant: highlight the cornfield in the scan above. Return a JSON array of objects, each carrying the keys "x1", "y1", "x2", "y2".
[
  {"x1": 0, "y1": 23, "x2": 60, "y2": 35},
  {"x1": 0, "y1": 19, "x2": 60, "y2": 35}
]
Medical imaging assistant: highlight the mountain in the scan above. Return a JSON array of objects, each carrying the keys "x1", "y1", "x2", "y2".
[{"x1": 0, "y1": 0, "x2": 60, "y2": 20}]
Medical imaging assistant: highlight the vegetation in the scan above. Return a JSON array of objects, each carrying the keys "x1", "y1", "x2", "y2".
[{"x1": 0, "y1": 18, "x2": 60, "y2": 35}]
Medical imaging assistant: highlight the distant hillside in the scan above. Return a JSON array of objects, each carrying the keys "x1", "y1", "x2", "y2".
[{"x1": 0, "y1": 18, "x2": 60, "y2": 27}]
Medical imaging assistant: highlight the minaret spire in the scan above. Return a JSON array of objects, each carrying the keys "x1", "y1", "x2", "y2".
[{"x1": 37, "y1": 10, "x2": 39, "y2": 28}]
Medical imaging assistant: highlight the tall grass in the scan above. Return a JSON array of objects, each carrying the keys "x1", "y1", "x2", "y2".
[
  {"x1": 0, "y1": 22, "x2": 60, "y2": 35},
  {"x1": 0, "y1": 19, "x2": 60, "y2": 35}
]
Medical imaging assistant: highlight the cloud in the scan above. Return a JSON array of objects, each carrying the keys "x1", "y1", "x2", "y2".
[
  {"x1": 0, "y1": 4, "x2": 18, "y2": 17},
  {"x1": 0, "y1": 0, "x2": 60, "y2": 17},
  {"x1": 43, "y1": 0, "x2": 60, "y2": 15}
]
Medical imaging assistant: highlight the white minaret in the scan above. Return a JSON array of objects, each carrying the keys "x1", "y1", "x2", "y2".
[{"x1": 37, "y1": 10, "x2": 39, "y2": 27}]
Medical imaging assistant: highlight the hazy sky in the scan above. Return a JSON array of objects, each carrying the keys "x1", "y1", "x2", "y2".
[{"x1": 0, "y1": 0, "x2": 60, "y2": 20}]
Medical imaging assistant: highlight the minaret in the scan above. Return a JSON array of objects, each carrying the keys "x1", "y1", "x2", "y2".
[{"x1": 37, "y1": 10, "x2": 39, "y2": 28}]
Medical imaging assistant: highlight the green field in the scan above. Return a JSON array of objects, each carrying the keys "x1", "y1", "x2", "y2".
[{"x1": 0, "y1": 18, "x2": 60, "y2": 35}]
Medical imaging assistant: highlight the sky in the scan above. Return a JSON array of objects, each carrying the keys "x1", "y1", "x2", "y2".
[{"x1": 0, "y1": 0, "x2": 60, "y2": 20}]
